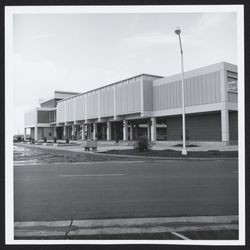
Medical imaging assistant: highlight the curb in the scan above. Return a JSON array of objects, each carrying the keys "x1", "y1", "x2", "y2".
[
  {"x1": 14, "y1": 215, "x2": 238, "y2": 239},
  {"x1": 95, "y1": 152, "x2": 238, "y2": 161}
]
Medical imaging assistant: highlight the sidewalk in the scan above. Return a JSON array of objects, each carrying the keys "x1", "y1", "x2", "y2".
[{"x1": 14, "y1": 215, "x2": 238, "y2": 240}]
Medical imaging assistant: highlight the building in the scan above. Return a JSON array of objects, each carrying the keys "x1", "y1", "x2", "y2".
[{"x1": 24, "y1": 62, "x2": 238, "y2": 145}]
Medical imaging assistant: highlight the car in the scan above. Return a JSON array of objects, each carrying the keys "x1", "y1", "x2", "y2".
[{"x1": 13, "y1": 135, "x2": 22, "y2": 142}]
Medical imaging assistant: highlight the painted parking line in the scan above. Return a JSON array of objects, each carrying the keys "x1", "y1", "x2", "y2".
[
  {"x1": 59, "y1": 174, "x2": 124, "y2": 177},
  {"x1": 171, "y1": 231, "x2": 191, "y2": 240}
]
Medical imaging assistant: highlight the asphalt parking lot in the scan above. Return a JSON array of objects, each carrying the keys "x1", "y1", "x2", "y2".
[{"x1": 13, "y1": 145, "x2": 239, "y2": 240}]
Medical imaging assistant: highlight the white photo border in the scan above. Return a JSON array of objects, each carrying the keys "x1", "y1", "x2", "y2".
[{"x1": 5, "y1": 5, "x2": 245, "y2": 245}]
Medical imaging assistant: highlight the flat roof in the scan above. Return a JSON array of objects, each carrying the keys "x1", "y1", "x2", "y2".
[
  {"x1": 40, "y1": 91, "x2": 81, "y2": 104},
  {"x1": 54, "y1": 90, "x2": 81, "y2": 95},
  {"x1": 153, "y1": 61, "x2": 237, "y2": 86}
]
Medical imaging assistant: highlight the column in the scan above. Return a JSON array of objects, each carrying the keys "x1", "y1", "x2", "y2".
[
  {"x1": 34, "y1": 126, "x2": 38, "y2": 141},
  {"x1": 123, "y1": 120, "x2": 128, "y2": 141},
  {"x1": 147, "y1": 121, "x2": 151, "y2": 140},
  {"x1": 151, "y1": 117, "x2": 156, "y2": 141},
  {"x1": 30, "y1": 128, "x2": 34, "y2": 140},
  {"x1": 63, "y1": 126, "x2": 67, "y2": 139},
  {"x1": 107, "y1": 122, "x2": 111, "y2": 141},
  {"x1": 130, "y1": 122, "x2": 133, "y2": 140},
  {"x1": 87, "y1": 124, "x2": 91, "y2": 139},
  {"x1": 82, "y1": 124, "x2": 85, "y2": 140},
  {"x1": 71, "y1": 125, "x2": 75, "y2": 138},
  {"x1": 24, "y1": 128, "x2": 27, "y2": 140},
  {"x1": 53, "y1": 127, "x2": 57, "y2": 138},
  {"x1": 134, "y1": 125, "x2": 138, "y2": 140},
  {"x1": 93, "y1": 123, "x2": 97, "y2": 141},
  {"x1": 102, "y1": 124, "x2": 106, "y2": 140},
  {"x1": 221, "y1": 109, "x2": 229, "y2": 144}
]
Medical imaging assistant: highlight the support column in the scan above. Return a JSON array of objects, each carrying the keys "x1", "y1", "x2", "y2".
[
  {"x1": 82, "y1": 124, "x2": 85, "y2": 140},
  {"x1": 130, "y1": 122, "x2": 133, "y2": 140},
  {"x1": 63, "y1": 126, "x2": 67, "y2": 139},
  {"x1": 30, "y1": 128, "x2": 34, "y2": 140},
  {"x1": 34, "y1": 126, "x2": 38, "y2": 141},
  {"x1": 71, "y1": 125, "x2": 75, "y2": 139},
  {"x1": 147, "y1": 121, "x2": 151, "y2": 140},
  {"x1": 24, "y1": 128, "x2": 27, "y2": 140},
  {"x1": 151, "y1": 117, "x2": 156, "y2": 141},
  {"x1": 93, "y1": 123, "x2": 97, "y2": 141},
  {"x1": 107, "y1": 122, "x2": 111, "y2": 141},
  {"x1": 134, "y1": 124, "x2": 138, "y2": 140},
  {"x1": 87, "y1": 124, "x2": 91, "y2": 139},
  {"x1": 123, "y1": 120, "x2": 128, "y2": 141},
  {"x1": 102, "y1": 124, "x2": 106, "y2": 140},
  {"x1": 221, "y1": 109, "x2": 229, "y2": 144},
  {"x1": 68, "y1": 126, "x2": 71, "y2": 139},
  {"x1": 53, "y1": 127, "x2": 57, "y2": 138}
]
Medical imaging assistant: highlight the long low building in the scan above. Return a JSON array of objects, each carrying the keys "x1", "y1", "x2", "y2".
[{"x1": 24, "y1": 62, "x2": 238, "y2": 145}]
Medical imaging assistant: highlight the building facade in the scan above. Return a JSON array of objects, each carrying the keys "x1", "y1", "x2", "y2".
[{"x1": 24, "y1": 62, "x2": 238, "y2": 144}]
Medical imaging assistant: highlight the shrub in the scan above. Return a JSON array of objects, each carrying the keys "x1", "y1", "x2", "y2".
[{"x1": 134, "y1": 137, "x2": 149, "y2": 152}]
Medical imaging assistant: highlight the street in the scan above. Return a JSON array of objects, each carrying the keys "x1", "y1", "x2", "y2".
[{"x1": 14, "y1": 159, "x2": 238, "y2": 222}]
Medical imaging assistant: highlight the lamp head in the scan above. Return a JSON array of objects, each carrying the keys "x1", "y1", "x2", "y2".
[{"x1": 175, "y1": 27, "x2": 181, "y2": 35}]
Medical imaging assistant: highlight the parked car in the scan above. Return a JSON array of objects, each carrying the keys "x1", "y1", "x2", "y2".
[{"x1": 13, "y1": 135, "x2": 22, "y2": 142}]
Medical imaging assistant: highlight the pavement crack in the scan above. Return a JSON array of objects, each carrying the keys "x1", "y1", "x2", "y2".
[{"x1": 65, "y1": 219, "x2": 74, "y2": 239}]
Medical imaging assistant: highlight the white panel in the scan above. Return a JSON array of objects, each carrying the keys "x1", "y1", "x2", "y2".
[
  {"x1": 75, "y1": 95, "x2": 85, "y2": 121},
  {"x1": 57, "y1": 102, "x2": 65, "y2": 123},
  {"x1": 115, "y1": 81, "x2": 141, "y2": 115},
  {"x1": 153, "y1": 71, "x2": 222, "y2": 112},
  {"x1": 100, "y1": 88, "x2": 114, "y2": 117},
  {"x1": 198, "y1": 76, "x2": 203, "y2": 104},
  {"x1": 86, "y1": 92, "x2": 98, "y2": 119},
  {"x1": 206, "y1": 74, "x2": 212, "y2": 103},
  {"x1": 215, "y1": 71, "x2": 221, "y2": 102},
  {"x1": 65, "y1": 99, "x2": 75, "y2": 122}
]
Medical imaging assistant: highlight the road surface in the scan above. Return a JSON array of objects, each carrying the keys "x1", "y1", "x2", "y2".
[{"x1": 14, "y1": 159, "x2": 238, "y2": 221}]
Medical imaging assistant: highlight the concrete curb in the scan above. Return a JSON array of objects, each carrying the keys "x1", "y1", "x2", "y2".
[
  {"x1": 95, "y1": 152, "x2": 238, "y2": 161},
  {"x1": 14, "y1": 215, "x2": 238, "y2": 239}
]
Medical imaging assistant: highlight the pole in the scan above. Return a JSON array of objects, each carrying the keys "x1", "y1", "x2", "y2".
[
  {"x1": 176, "y1": 29, "x2": 187, "y2": 155},
  {"x1": 180, "y1": 47, "x2": 187, "y2": 155}
]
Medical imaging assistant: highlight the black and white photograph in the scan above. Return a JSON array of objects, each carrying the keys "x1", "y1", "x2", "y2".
[{"x1": 5, "y1": 5, "x2": 245, "y2": 245}]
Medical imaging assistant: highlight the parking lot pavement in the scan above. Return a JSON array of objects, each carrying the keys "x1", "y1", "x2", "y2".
[
  {"x1": 14, "y1": 159, "x2": 238, "y2": 221},
  {"x1": 13, "y1": 144, "x2": 239, "y2": 240}
]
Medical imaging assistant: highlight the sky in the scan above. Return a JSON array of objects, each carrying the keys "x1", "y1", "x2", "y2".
[{"x1": 12, "y1": 11, "x2": 237, "y2": 135}]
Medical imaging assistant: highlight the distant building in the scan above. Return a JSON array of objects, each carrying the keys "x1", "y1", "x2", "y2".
[{"x1": 24, "y1": 62, "x2": 238, "y2": 145}]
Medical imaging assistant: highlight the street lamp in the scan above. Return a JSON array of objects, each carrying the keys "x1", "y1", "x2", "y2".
[{"x1": 175, "y1": 27, "x2": 187, "y2": 155}]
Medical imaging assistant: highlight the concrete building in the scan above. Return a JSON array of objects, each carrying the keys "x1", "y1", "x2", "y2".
[{"x1": 24, "y1": 62, "x2": 238, "y2": 145}]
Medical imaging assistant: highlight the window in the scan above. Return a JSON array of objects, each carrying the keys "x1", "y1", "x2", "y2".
[{"x1": 227, "y1": 76, "x2": 237, "y2": 92}]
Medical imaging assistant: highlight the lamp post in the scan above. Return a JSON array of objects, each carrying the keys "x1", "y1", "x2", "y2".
[{"x1": 175, "y1": 27, "x2": 187, "y2": 155}]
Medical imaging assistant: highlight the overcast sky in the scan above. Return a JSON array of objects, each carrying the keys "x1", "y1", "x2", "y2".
[{"x1": 12, "y1": 11, "x2": 237, "y2": 135}]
